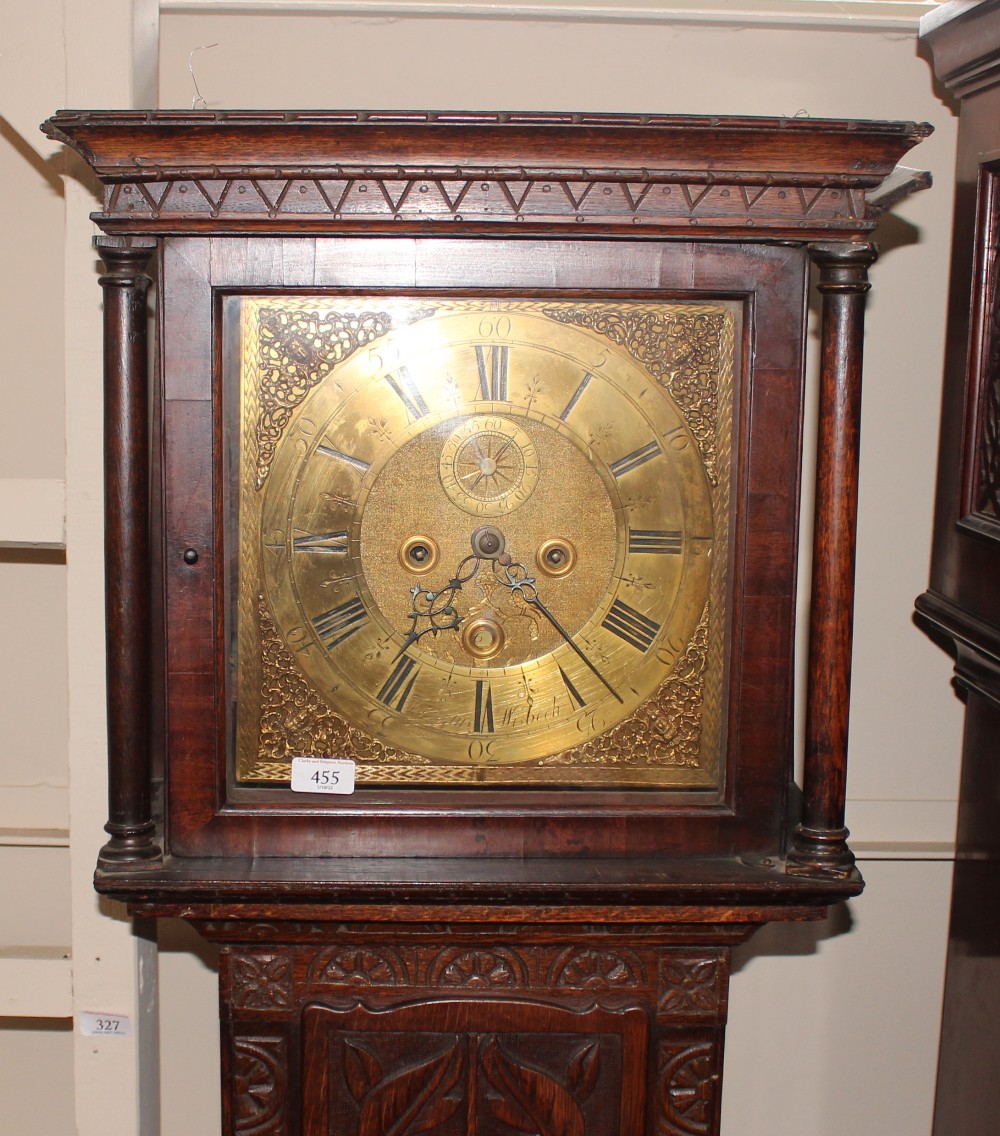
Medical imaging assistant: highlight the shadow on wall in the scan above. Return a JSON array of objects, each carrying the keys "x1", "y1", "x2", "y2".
[
  {"x1": 0, "y1": 116, "x2": 102, "y2": 206},
  {"x1": 732, "y1": 900, "x2": 853, "y2": 972}
]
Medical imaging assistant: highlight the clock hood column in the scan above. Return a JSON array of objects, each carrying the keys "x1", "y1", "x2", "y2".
[
  {"x1": 95, "y1": 235, "x2": 161, "y2": 867},
  {"x1": 788, "y1": 241, "x2": 878, "y2": 880}
]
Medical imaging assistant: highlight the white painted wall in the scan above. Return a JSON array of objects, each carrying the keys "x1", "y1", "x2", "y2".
[{"x1": 0, "y1": 2, "x2": 964, "y2": 1134}]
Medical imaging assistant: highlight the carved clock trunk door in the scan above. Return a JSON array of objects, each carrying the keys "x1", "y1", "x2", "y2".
[{"x1": 41, "y1": 110, "x2": 930, "y2": 1135}]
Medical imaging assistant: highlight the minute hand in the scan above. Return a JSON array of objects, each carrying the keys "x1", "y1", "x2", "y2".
[{"x1": 511, "y1": 581, "x2": 623, "y2": 706}]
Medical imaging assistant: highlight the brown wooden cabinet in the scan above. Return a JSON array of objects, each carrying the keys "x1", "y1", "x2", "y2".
[
  {"x1": 918, "y1": 4, "x2": 1000, "y2": 1132},
  {"x1": 42, "y1": 110, "x2": 929, "y2": 1135}
]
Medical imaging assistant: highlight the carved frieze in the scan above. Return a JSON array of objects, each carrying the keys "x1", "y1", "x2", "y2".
[{"x1": 99, "y1": 172, "x2": 868, "y2": 237}]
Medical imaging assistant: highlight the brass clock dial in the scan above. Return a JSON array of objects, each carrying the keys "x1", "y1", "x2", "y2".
[{"x1": 232, "y1": 298, "x2": 735, "y2": 788}]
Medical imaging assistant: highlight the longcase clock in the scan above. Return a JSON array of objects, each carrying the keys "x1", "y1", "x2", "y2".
[
  {"x1": 918, "y1": 2, "x2": 1000, "y2": 1130},
  {"x1": 43, "y1": 109, "x2": 930, "y2": 1135}
]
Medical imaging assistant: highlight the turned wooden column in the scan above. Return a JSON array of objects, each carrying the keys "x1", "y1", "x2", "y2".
[
  {"x1": 788, "y1": 241, "x2": 878, "y2": 879},
  {"x1": 96, "y1": 236, "x2": 160, "y2": 867}
]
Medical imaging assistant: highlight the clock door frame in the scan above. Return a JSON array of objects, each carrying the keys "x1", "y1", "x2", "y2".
[{"x1": 159, "y1": 234, "x2": 805, "y2": 862}]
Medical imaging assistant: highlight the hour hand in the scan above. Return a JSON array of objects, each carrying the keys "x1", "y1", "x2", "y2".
[{"x1": 394, "y1": 553, "x2": 480, "y2": 657}]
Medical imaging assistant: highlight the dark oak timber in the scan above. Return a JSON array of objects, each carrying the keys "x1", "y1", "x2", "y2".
[
  {"x1": 788, "y1": 241, "x2": 877, "y2": 879},
  {"x1": 96, "y1": 236, "x2": 160, "y2": 866},
  {"x1": 919, "y1": 3, "x2": 1000, "y2": 1132},
  {"x1": 46, "y1": 110, "x2": 930, "y2": 1136}
]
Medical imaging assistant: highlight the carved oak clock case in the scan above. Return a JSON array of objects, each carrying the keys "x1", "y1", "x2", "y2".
[{"x1": 43, "y1": 110, "x2": 929, "y2": 1135}]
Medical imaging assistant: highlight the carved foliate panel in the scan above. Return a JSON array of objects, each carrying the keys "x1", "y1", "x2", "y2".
[{"x1": 302, "y1": 999, "x2": 647, "y2": 1136}]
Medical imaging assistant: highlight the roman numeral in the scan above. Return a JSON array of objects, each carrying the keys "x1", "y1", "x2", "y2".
[
  {"x1": 312, "y1": 597, "x2": 368, "y2": 650},
  {"x1": 628, "y1": 528, "x2": 683, "y2": 555},
  {"x1": 601, "y1": 599, "x2": 661, "y2": 652},
  {"x1": 293, "y1": 530, "x2": 349, "y2": 555},
  {"x1": 316, "y1": 444, "x2": 370, "y2": 473},
  {"x1": 558, "y1": 665, "x2": 587, "y2": 710},
  {"x1": 377, "y1": 655, "x2": 419, "y2": 712},
  {"x1": 559, "y1": 372, "x2": 593, "y2": 421},
  {"x1": 475, "y1": 345, "x2": 508, "y2": 400},
  {"x1": 610, "y1": 440, "x2": 663, "y2": 479},
  {"x1": 473, "y1": 680, "x2": 495, "y2": 733},
  {"x1": 384, "y1": 365, "x2": 430, "y2": 420}
]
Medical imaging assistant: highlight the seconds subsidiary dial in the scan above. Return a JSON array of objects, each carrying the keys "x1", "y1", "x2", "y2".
[{"x1": 233, "y1": 298, "x2": 734, "y2": 788}]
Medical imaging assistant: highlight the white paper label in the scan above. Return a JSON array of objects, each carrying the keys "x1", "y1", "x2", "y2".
[
  {"x1": 290, "y1": 756, "x2": 356, "y2": 795},
  {"x1": 79, "y1": 1011, "x2": 132, "y2": 1038}
]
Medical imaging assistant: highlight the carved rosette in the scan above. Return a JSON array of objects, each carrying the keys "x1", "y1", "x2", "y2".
[
  {"x1": 657, "y1": 954, "x2": 727, "y2": 1022},
  {"x1": 308, "y1": 946, "x2": 409, "y2": 987},
  {"x1": 657, "y1": 1041, "x2": 719, "y2": 1136},
  {"x1": 230, "y1": 953, "x2": 294, "y2": 1011},
  {"x1": 426, "y1": 947, "x2": 528, "y2": 989},
  {"x1": 232, "y1": 1036, "x2": 288, "y2": 1135},
  {"x1": 549, "y1": 947, "x2": 645, "y2": 989}
]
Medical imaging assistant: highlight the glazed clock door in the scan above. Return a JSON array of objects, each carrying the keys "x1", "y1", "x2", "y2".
[{"x1": 161, "y1": 234, "x2": 804, "y2": 862}]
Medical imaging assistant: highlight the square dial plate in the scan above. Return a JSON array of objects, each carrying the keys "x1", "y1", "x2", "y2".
[{"x1": 227, "y1": 296, "x2": 736, "y2": 789}]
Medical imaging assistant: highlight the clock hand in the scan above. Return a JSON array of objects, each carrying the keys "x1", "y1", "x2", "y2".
[
  {"x1": 394, "y1": 554, "x2": 480, "y2": 659},
  {"x1": 393, "y1": 526, "x2": 515, "y2": 658},
  {"x1": 493, "y1": 556, "x2": 624, "y2": 705},
  {"x1": 394, "y1": 526, "x2": 621, "y2": 709}
]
